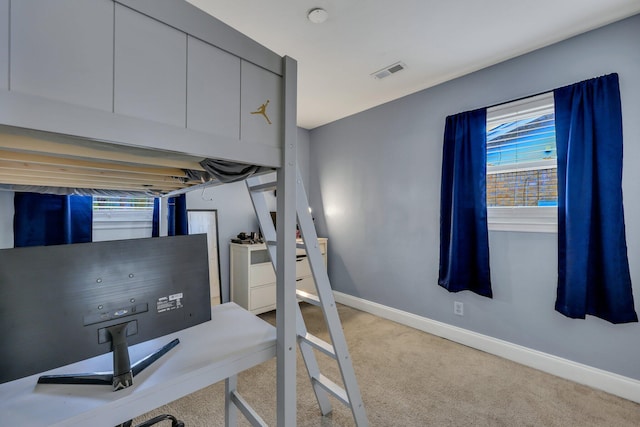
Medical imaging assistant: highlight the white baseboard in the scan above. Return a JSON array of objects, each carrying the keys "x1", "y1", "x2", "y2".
[{"x1": 333, "y1": 291, "x2": 640, "y2": 404}]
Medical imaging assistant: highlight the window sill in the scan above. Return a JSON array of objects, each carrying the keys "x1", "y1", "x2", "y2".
[{"x1": 487, "y1": 206, "x2": 557, "y2": 233}]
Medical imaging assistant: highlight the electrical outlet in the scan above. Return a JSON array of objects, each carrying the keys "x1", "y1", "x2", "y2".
[{"x1": 454, "y1": 301, "x2": 464, "y2": 316}]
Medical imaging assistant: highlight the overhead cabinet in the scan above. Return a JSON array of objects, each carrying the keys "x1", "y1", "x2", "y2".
[
  {"x1": 240, "y1": 61, "x2": 282, "y2": 148},
  {"x1": 114, "y1": 4, "x2": 187, "y2": 127},
  {"x1": 1, "y1": 0, "x2": 284, "y2": 167},
  {"x1": 186, "y1": 36, "x2": 241, "y2": 139},
  {"x1": 9, "y1": 0, "x2": 114, "y2": 112},
  {"x1": 0, "y1": 0, "x2": 8, "y2": 90}
]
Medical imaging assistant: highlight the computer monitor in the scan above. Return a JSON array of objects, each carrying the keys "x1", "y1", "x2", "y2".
[{"x1": 0, "y1": 234, "x2": 211, "y2": 389}]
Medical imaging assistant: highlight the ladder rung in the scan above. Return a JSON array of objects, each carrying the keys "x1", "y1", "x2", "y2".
[
  {"x1": 296, "y1": 289, "x2": 320, "y2": 306},
  {"x1": 312, "y1": 374, "x2": 349, "y2": 407},
  {"x1": 298, "y1": 332, "x2": 336, "y2": 359},
  {"x1": 248, "y1": 181, "x2": 277, "y2": 192},
  {"x1": 266, "y1": 241, "x2": 304, "y2": 249}
]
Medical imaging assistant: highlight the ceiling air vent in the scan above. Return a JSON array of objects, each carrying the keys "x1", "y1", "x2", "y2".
[{"x1": 371, "y1": 61, "x2": 406, "y2": 80}]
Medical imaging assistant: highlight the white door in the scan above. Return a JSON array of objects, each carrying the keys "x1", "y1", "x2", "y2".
[{"x1": 187, "y1": 210, "x2": 221, "y2": 305}]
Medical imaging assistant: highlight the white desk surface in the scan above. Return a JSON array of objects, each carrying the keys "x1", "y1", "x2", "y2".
[{"x1": 0, "y1": 302, "x2": 276, "y2": 427}]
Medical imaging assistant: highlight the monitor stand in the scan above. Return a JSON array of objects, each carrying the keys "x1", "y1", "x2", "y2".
[{"x1": 37, "y1": 323, "x2": 180, "y2": 391}]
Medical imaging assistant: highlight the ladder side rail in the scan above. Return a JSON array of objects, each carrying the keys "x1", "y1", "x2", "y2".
[
  {"x1": 296, "y1": 306, "x2": 333, "y2": 415},
  {"x1": 247, "y1": 173, "x2": 332, "y2": 417},
  {"x1": 295, "y1": 168, "x2": 369, "y2": 426},
  {"x1": 275, "y1": 161, "x2": 297, "y2": 427},
  {"x1": 247, "y1": 169, "x2": 369, "y2": 426},
  {"x1": 247, "y1": 173, "x2": 297, "y2": 427},
  {"x1": 246, "y1": 174, "x2": 278, "y2": 247},
  {"x1": 246, "y1": 174, "x2": 280, "y2": 276},
  {"x1": 278, "y1": 54, "x2": 299, "y2": 427}
]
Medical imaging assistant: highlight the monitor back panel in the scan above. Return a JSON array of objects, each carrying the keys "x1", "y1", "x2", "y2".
[{"x1": 0, "y1": 234, "x2": 211, "y2": 384}]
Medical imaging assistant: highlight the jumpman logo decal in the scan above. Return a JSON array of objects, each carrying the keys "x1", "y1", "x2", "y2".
[{"x1": 251, "y1": 99, "x2": 272, "y2": 124}]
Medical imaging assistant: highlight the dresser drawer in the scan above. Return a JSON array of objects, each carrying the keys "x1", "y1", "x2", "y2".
[
  {"x1": 250, "y1": 262, "x2": 276, "y2": 286},
  {"x1": 296, "y1": 257, "x2": 311, "y2": 278},
  {"x1": 250, "y1": 283, "x2": 276, "y2": 311},
  {"x1": 296, "y1": 276, "x2": 316, "y2": 295},
  {"x1": 252, "y1": 258, "x2": 310, "y2": 285}
]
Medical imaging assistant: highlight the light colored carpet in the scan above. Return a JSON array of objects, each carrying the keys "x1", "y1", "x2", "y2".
[{"x1": 136, "y1": 303, "x2": 640, "y2": 426}]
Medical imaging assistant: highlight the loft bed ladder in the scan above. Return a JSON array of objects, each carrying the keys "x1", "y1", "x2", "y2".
[{"x1": 246, "y1": 168, "x2": 369, "y2": 426}]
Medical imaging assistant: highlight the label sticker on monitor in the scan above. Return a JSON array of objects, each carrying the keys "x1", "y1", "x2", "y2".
[{"x1": 157, "y1": 293, "x2": 184, "y2": 313}]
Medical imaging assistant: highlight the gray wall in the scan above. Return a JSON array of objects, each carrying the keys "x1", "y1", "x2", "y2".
[
  {"x1": 308, "y1": 14, "x2": 640, "y2": 380},
  {"x1": 186, "y1": 180, "x2": 257, "y2": 304}
]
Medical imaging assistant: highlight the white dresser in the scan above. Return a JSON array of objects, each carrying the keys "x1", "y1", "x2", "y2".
[{"x1": 230, "y1": 238, "x2": 328, "y2": 314}]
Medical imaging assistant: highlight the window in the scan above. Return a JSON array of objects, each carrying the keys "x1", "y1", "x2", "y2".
[
  {"x1": 92, "y1": 196, "x2": 155, "y2": 241},
  {"x1": 486, "y1": 92, "x2": 557, "y2": 232}
]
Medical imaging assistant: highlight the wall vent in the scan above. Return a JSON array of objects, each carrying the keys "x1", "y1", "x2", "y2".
[{"x1": 370, "y1": 61, "x2": 406, "y2": 79}]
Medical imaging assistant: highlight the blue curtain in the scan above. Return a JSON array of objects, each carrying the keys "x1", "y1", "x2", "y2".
[
  {"x1": 438, "y1": 108, "x2": 492, "y2": 298},
  {"x1": 151, "y1": 195, "x2": 188, "y2": 237},
  {"x1": 14, "y1": 193, "x2": 92, "y2": 247},
  {"x1": 554, "y1": 73, "x2": 637, "y2": 323},
  {"x1": 152, "y1": 197, "x2": 160, "y2": 237},
  {"x1": 167, "y1": 194, "x2": 188, "y2": 236}
]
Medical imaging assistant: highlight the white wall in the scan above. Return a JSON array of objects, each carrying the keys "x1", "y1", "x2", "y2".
[{"x1": 309, "y1": 14, "x2": 640, "y2": 380}]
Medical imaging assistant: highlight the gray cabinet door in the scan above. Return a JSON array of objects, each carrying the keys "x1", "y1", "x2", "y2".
[
  {"x1": 187, "y1": 36, "x2": 240, "y2": 139},
  {"x1": 0, "y1": 0, "x2": 8, "y2": 90},
  {"x1": 114, "y1": 4, "x2": 187, "y2": 127},
  {"x1": 240, "y1": 61, "x2": 282, "y2": 148},
  {"x1": 9, "y1": 0, "x2": 113, "y2": 111}
]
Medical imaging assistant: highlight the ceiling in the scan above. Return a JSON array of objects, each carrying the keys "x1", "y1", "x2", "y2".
[{"x1": 187, "y1": 0, "x2": 640, "y2": 130}]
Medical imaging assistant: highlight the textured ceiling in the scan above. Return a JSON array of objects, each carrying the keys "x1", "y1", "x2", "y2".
[{"x1": 187, "y1": 0, "x2": 640, "y2": 129}]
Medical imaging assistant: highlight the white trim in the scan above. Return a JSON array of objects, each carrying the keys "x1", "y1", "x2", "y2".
[
  {"x1": 487, "y1": 206, "x2": 557, "y2": 233},
  {"x1": 333, "y1": 291, "x2": 640, "y2": 404},
  {"x1": 486, "y1": 92, "x2": 557, "y2": 232}
]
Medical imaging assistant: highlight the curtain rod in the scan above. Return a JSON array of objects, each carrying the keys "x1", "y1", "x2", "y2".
[
  {"x1": 483, "y1": 73, "x2": 615, "y2": 111},
  {"x1": 484, "y1": 87, "x2": 554, "y2": 111}
]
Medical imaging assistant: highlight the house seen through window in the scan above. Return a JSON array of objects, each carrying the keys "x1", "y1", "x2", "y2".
[{"x1": 486, "y1": 92, "x2": 558, "y2": 232}]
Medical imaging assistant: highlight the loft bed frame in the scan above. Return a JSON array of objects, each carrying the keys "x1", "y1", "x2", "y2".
[{"x1": 0, "y1": 0, "x2": 299, "y2": 425}]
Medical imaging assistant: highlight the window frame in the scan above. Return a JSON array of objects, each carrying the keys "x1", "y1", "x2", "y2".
[
  {"x1": 92, "y1": 196, "x2": 155, "y2": 241},
  {"x1": 486, "y1": 92, "x2": 558, "y2": 233}
]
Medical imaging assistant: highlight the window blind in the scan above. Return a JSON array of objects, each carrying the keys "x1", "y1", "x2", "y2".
[
  {"x1": 92, "y1": 196, "x2": 155, "y2": 241},
  {"x1": 93, "y1": 196, "x2": 154, "y2": 211},
  {"x1": 486, "y1": 92, "x2": 557, "y2": 207}
]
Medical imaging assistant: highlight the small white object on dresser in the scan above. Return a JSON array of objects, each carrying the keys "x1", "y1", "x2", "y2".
[{"x1": 230, "y1": 238, "x2": 328, "y2": 314}]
